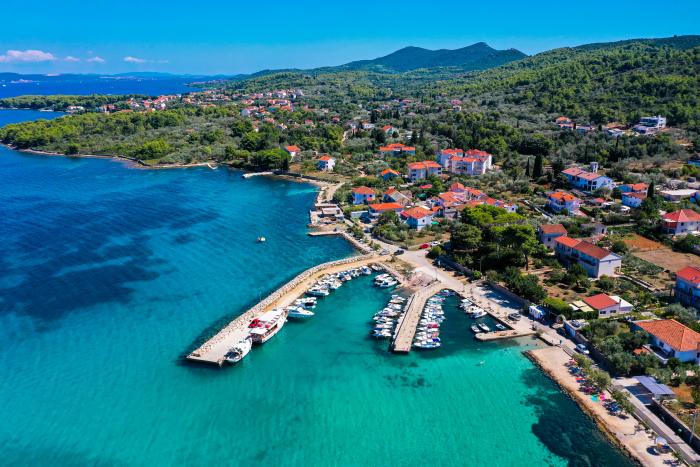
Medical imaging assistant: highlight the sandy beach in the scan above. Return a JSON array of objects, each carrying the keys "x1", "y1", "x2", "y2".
[{"x1": 527, "y1": 346, "x2": 676, "y2": 466}]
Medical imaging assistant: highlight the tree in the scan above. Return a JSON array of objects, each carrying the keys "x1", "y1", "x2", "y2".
[
  {"x1": 573, "y1": 353, "x2": 593, "y2": 373},
  {"x1": 647, "y1": 180, "x2": 655, "y2": 200},
  {"x1": 589, "y1": 368, "x2": 612, "y2": 392},
  {"x1": 611, "y1": 389, "x2": 635, "y2": 416},
  {"x1": 450, "y1": 224, "x2": 482, "y2": 253},
  {"x1": 533, "y1": 153, "x2": 543, "y2": 178},
  {"x1": 525, "y1": 157, "x2": 531, "y2": 177}
]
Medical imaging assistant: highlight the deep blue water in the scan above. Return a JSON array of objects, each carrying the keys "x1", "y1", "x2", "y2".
[
  {"x1": 0, "y1": 110, "x2": 634, "y2": 466},
  {"x1": 0, "y1": 76, "x2": 195, "y2": 98}
]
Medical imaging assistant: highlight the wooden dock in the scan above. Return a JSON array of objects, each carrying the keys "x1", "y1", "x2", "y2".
[
  {"x1": 187, "y1": 255, "x2": 377, "y2": 365},
  {"x1": 391, "y1": 283, "x2": 444, "y2": 353}
]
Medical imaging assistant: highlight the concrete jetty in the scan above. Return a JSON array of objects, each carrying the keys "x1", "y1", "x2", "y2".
[
  {"x1": 187, "y1": 254, "x2": 377, "y2": 365},
  {"x1": 392, "y1": 283, "x2": 444, "y2": 353}
]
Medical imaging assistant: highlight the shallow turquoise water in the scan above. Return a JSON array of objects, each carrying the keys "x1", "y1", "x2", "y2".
[{"x1": 0, "y1": 110, "x2": 633, "y2": 466}]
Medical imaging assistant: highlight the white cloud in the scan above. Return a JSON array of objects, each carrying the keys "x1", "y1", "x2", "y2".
[
  {"x1": 124, "y1": 56, "x2": 146, "y2": 64},
  {"x1": 64, "y1": 56, "x2": 81, "y2": 62},
  {"x1": 0, "y1": 49, "x2": 56, "y2": 63},
  {"x1": 86, "y1": 56, "x2": 106, "y2": 64}
]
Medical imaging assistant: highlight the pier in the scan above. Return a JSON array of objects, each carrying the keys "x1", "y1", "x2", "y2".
[
  {"x1": 391, "y1": 283, "x2": 444, "y2": 353},
  {"x1": 187, "y1": 254, "x2": 378, "y2": 365}
]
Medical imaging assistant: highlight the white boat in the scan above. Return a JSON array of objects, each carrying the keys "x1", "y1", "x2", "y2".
[
  {"x1": 287, "y1": 306, "x2": 315, "y2": 319},
  {"x1": 471, "y1": 324, "x2": 481, "y2": 333},
  {"x1": 223, "y1": 338, "x2": 252, "y2": 365},
  {"x1": 378, "y1": 280, "x2": 398, "y2": 288},
  {"x1": 295, "y1": 297, "x2": 317, "y2": 309},
  {"x1": 495, "y1": 323, "x2": 507, "y2": 331},
  {"x1": 360, "y1": 266, "x2": 372, "y2": 275},
  {"x1": 248, "y1": 308, "x2": 287, "y2": 344},
  {"x1": 257, "y1": 236, "x2": 266, "y2": 243},
  {"x1": 471, "y1": 308, "x2": 487, "y2": 319},
  {"x1": 478, "y1": 323, "x2": 491, "y2": 333},
  {"x1": 306, "y1": 287, "x2": 329, "y2": 297}
]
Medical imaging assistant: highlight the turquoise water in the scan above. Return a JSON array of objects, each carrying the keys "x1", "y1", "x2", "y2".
[{"x1": 0, "y1": 110, "x2": 633, "y2": 466}]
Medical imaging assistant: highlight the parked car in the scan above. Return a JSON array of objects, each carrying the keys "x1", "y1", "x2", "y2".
[
  {"x1": 429, "y1": 241, "x2": 441, "y2": 246},
  {"x1": 419, "y1": 243, "x2": 429, "y2": 249},
  {"x1": 575, "y1": 343, "x2": 590, "y2": 355},
  {"x1": 395, "y1": 249, "x2": 405, "y2": 255}
]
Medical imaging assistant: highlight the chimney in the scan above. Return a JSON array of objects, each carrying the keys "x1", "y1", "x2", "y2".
[{"x1": 590, "y1": 161, "x2": 599, "y2": 173}]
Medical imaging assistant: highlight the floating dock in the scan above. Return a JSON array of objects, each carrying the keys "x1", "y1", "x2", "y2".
[
  {"x1": 187, "y1": 254, "x2": 377, "y2": 365},
  {"x1": 392, "y1": 283, "x2": 444, "y2": 353}
]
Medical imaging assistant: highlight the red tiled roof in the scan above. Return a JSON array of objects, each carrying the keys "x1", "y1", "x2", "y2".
[
  {"x1": 578, "y1": 171, "x2": 604, "y2": 181},
  {"x1": 623, "y1": 192, "x2": 647, "y2": 200},
  {"x1": 574, "y1": 240, "x2": 614, "y2": 260},
  {"x1": 636, "y1": 319, "x2": 700, "y2": 352},
  {"x1": 450, "y1": 182, "x2": 465, "y2": 191},
  {"x1": 352, "y1": 186, "x2": 375, "y2": 195},
  {"x1": 663, "y1": 209, "x2": 700, "y2": 223},
  {"x1": 549, "y1": 191, "x2": 577, "y2": 202},
  {"x1": 621, "y1": 183, "x2": 648, "y2": 192},
  {"x1": 381, "y1": 169, "x2": 399, "y2": 176},
  {"x1": 285, "y1": 145, "x2": 300, "y2": 152},
  {"x1": 318, "y1": 155, "x2": 331, "y2": 161},
  {"x1": 438, "y1": 192, "x2": 460, "y2": 204},
  {"x1": 562, "y1": 167, "x2": 584, "y2": 176},
  {"x1": 583, "y1": 293, "x2": 617, "y2": 311},
  {"x1": 539, "y1": 224, "x2": 567, "y2": 235},
  {"x1": 440, "y1": 148, "x2": 464, "y2": 156},
  {"x1": 554, "y1": 236, "x2": 581, "y2": 248},
  {"x1": 401, "y1": 207, "x2": 432, "y2": 220},
  {"x1": 408, "y1": 161, "x2": 442, "y2": 170},
  {"x1": 380, "y1": 143, "x2": 415, "y2": 152},
  {"x1": 369, "y1": 202, "x2": 403, "y2": 212},
  {"x1": 677, "y1": 266, "x2": 700, "y2": 285}
]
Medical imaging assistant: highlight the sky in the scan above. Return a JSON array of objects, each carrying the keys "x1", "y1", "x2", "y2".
[{"x1": 1, "y1": 0, "x2": 698, "y2": 75}]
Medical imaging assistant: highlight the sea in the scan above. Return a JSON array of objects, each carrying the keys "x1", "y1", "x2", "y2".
[
  {"x1": 0, "y1": 75, "x2": 196, "y2": 98},
  {"x1": 0, "y1": 109, "x2": 634, "y2": 466}
]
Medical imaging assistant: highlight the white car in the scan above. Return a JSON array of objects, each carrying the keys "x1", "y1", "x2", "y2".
[{"x1": 575, "y1": 344, "x2": 590, "y2": 355}]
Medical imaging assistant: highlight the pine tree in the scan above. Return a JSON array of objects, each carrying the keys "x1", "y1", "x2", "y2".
[
  {"x1": 525, "y1": 157, "x2": 531, "y2": 177},
  {"x1": 533, "y1": 153, "x2": 543, "y2": 178},
  {"x1": 647, "y1": 181, "x2": 655, "y2": 199}
]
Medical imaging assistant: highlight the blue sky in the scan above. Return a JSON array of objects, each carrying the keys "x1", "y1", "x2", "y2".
[{"x1": 1, "y1": 0, "x2": 698, "y2": 75}]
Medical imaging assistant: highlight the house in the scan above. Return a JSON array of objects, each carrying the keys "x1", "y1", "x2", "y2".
[
  {"x1": 317, "y1": 155, "x2": 335, "y2": 171},
  {"x1": 618, "y1": 183, "x2": 648, "y2": 194},
  {"x1": 583, "y1": 293, "x2": 633, "y2": 318},
  {"x1": 445, "y1": 149, "x2": 493, "y2": 176},
  {"x1": 381, "y1": 125, "x2": 396, "y2": 135},
  {"x1": 556, "y1": 116, "x2": 572, "y2": 127},
  {"x1": 622, "y1": 192, "x2": 646, "y2": 208},
  {"x1": 662, "y1": 209, "x2": 700, "y2": 235},
  {"x1": 561, "y1": 164, "x2": 614, "y2": 192},
  {"x1": 400, "y1": 207, "x2": 434, "y2": 230},
  {"x1": 547, "y1": 191, "x2": 581, "y2": 214},
  {"x1": 437, "y1": 148, "x2": 464, "y2": 167},
  {"x1": 383, "y1": 188, "x2": 412, "y2": 206},
  {"x1": 633, "y1": 115, "x2": 666, "y2": 135},
  {"x1": 379, "y1": 143, "x2": 416, "y2": 157},
  {"x1": 660, "y1": 189, "x2": 698, "y2": 202},
  {"x1": 449, "y1": 182, "x2": 466, "y2": 193},
  {"x1": 633, "y1": 319, "x2": 700, "y2": 363},
  {"x1": 284, "y1": 145, "x2": 301, "y2": 159},
  {"x1": 483, "y1": 197, "x2": 517, "y2": 213},
  {"x1": 537, "y1": 224, "x2": 568, "y2": 249},
  {"x1": 368, "y1": 202, "x2": 403, "y2": 218},
  {"x1": 675, "y1": 266, "x2": 700, "y2": 310},
  {"x1": 407, "y1": 161, "x2": 442, "y2": 182},
  {"x1": 554, "y1": 236, "x2": 622, "y2": 278},
  {"x1": 380, "y1": 168, "x2": 400, "y2": 181},
  {"x1": 464, "y1": 187, "x2": 487, "y2": 201},
  {"x1": 351, "y1": 186, "x2": 376, "y2": 205}
]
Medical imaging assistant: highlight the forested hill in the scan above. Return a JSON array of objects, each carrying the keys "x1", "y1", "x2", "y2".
[
  {"x1": 335, "y1": 43, "x2": 526, "y2": 73},
  {"x1": 425, "y1": 36, "x2": 700, "y2": 126}
]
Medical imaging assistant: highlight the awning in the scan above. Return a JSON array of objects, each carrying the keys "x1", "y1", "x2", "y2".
[{"x1": 635, "y1": 376, "x2": 676, "y2": 397}]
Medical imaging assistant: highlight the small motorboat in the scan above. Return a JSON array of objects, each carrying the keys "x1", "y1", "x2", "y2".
[
  {"x1": 478, "y1": 323, "x2": 491, "y2": 332},
  {"x1": 257, "y1": 236, "x2": 266, "y2": 243},
  {"x1": 471, "y1": 324, "x2": 481, "y2": 333},
  {"x1": 223, "y1": 338, "x2": 252, "y2": 365},
  {"x1": 306, "y1": 287, "x2": 329, "y2": 297},
  {"x1": 495, "y1": 323, "x2": 507, "y2": 331},
  {"x1": 287, "y1": 306, "x2": 315, "y2": 319}
]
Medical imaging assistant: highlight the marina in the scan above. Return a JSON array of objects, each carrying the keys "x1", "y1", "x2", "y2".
[
  {"x1": 391, "y1": 282, "x2": 445, "y2": 353},
  {"x1": 187, "y1": 255, "x2": 400, "y2": 365}
]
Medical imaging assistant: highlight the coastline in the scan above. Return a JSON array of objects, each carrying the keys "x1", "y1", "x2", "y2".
[{"x1": 526, "y1": 346, "x2": 673, "y2": 466}]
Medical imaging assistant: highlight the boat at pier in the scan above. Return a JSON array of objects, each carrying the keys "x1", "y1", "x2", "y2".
[
  {"x1": 478, "y1": 323, "x2": 491, "y2": 333},
  {"x1": 287, "y1": 306, "x2": 315, "y2": 319},
  {"x1": 223, "y1": 338, "x2": 252, "y2": 365},
  {"x1": 248, "y1": 308, "x2": 287, "y2": 344}
]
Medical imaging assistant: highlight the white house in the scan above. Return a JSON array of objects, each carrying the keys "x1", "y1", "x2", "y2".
[
  {"x1": 554, "y1": 236, "x2": 622, "y2": 278},
  {"x1": 547, "y1": 191, "x2": 581, "y2": 214},
  {"x1": 407, "y1": 161, "x2": 442, "y2": 182},
  {"x1": 284, "y1": 145, "x2": 301, "y2": 159},
  {"x1": 583, "y1": 293, "x2": 633, "y2": 318},
  {"x1": 351, "y1": 186, "x2": 376, "y2": 205},
  {"x1": 633, "y1": 319, "x2": 700, "y2": 363},
  {"x1": 621, "y1": 192, "x2": 646, "y2": 208},
  {"x1": 662, "y1": 209, "x2": 700, "y2": 235},
  {"x1": 400, "y1": 206, "x2": 434, "y2": 230},
  {"x1": 675, "y1": 266, "x2": 700, "y2": 310},
  {"x1": 317, "y1": 155, "x2": 335, "y2": 171},
  {"x1": 537, "y1": 224, "x2": 568, "y2": 249},
  {"x1": 634, "y1": 115, "x2": 666, "y2": 134},
  {"x1": 561, "y1": 164, "x2": 614, "y2": 192}
]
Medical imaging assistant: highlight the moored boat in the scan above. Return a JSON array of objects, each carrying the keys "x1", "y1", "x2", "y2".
[
  {"x1": 223, "y1": 338, "x2": 252, "y2": 365},
  {"x1": 248, "y1": 308, "x2": 287, "y2": 344}
]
